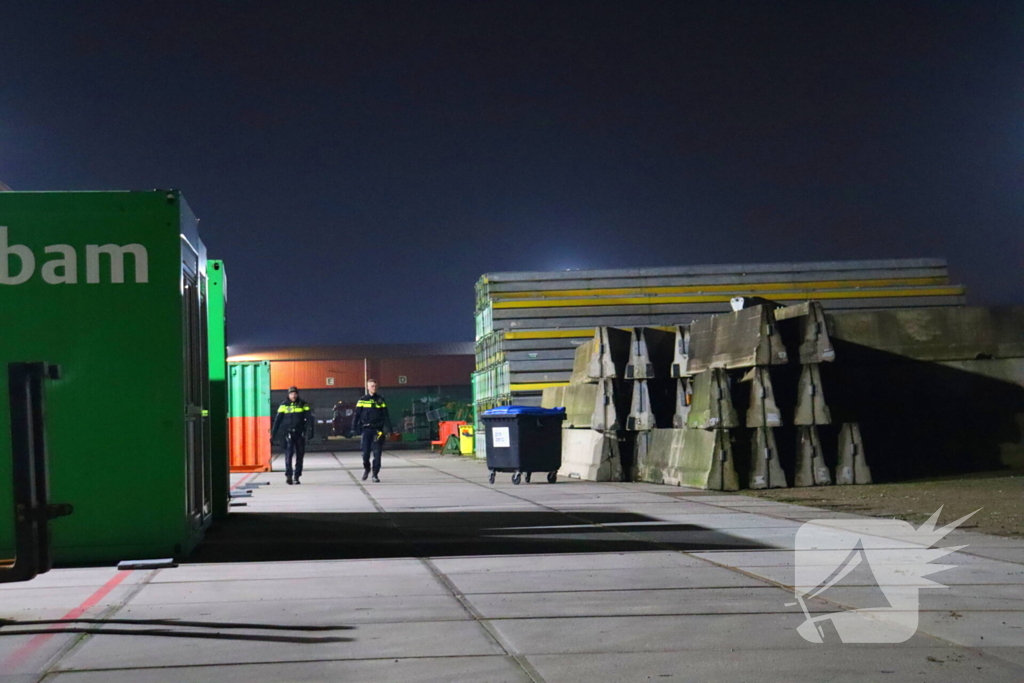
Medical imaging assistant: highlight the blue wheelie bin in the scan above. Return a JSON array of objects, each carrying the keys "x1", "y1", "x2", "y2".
[{"x1": 481, "y1": 406, "x2": 566, "y2": 485}]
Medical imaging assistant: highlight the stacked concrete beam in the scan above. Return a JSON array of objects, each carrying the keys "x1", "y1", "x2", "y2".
[
  {"x1": 474, "y1": 259, "x2": 962, "y2": 409},
  {"x1": 476, "y1": 259, "x2": 962, "y2": 343}
]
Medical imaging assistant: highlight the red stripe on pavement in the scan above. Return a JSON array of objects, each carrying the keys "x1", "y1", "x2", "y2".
[
  {"x1": 230, "y1": 472, "x2": 256, "y2": 491},
  {"x1": 2, "y1": 570, "x2": 134, "y2": 671}
]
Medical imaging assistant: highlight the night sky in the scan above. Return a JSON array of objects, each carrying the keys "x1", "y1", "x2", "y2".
[{"x1": 2, "y1": 1, "x2": 1021, "y2": 345}]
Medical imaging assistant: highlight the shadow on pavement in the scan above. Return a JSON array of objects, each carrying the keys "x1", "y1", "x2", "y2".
[
  {"x1": 0, "y1": 617, "x2": 353, "y2": 643},
  {"x1": 192, "y1": 510, "x2": 773, "y2": 563}
]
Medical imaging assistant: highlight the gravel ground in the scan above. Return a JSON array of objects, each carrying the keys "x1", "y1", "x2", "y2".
[{"x1": 742, "y1": 471, "x2": 1024, "y2": 538}]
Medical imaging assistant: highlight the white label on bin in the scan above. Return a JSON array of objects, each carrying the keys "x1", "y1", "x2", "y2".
[{"x1": 492, "y1": 427, "x2": 511, "y2": 448}]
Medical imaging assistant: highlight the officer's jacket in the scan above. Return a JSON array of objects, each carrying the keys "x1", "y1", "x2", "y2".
[
  {"x1": 272, "y1": 399, "x2": 314, "y2": 439},
  {"x1": 352, "y1": 393, "x2": 392, "y2": 433}
]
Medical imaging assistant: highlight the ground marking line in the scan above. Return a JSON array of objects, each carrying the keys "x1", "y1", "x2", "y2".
[
  {"x1": 25, "y1": 652, "x2": 516, "y2": 675},
  {"x1": 338, "y1": 455, "x2": 549, "y2": 683},
  {"x1": 41, "y1": 569, "x2": 161, "y2": 678},
  {"x1": 1, "y1": 571, "x2": 135, "y2": 672},
  {"x1": 229, "y1": 472, "x2": 257, "y2": 491}
]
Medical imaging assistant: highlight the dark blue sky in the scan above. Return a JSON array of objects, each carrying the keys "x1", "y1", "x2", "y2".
[{"x1": 2, "y1": 1, "x2": 1021, "y2": 345}]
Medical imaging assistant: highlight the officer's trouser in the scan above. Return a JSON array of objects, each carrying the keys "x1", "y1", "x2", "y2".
[
  {"x1": 361, "y1": 427, "x2": 384, "y2": 475},
  {"x1": 285, "y1": 432, "x2": 306, "y2": 478}
]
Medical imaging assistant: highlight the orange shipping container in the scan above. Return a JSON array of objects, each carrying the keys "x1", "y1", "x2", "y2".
[{"x1": 229, "y1": 416, "x2": 271, "y2": 472}]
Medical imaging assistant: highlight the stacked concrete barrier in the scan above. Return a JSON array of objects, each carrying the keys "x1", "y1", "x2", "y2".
[
  {"x1": 542, "y1": 328, "x2": 632, "y2": 481},
  {"x1": 775, "y1": 302, "x2": 847, "y2": 486},
  {"x1": 792, "y1": 363, "x2": 836, "y2": 486},
  {"x1": 630, "y1": 301, "x2": 860, "y2": 490},
  {"x1": 742, "y1": 366, "x2": 788, "y2": 490},
  {"x1": 626, "y1": 327, "x2": 678, "y2": 432},
  {"x1": 632, "y1": 314, "x2": 757, "y2": 490},
  {"x1": 623, "y1": 326, "x2": 679, "y2": 483},
  {"x1": 633, "y1": 361, "x2": 742, "y2": 490},
  {"x1": 690, "y1": 305, "x2": 789, "y2": 489},
  {"x1": 629, "y1": 301, "x2": 877, "y2": 490}
]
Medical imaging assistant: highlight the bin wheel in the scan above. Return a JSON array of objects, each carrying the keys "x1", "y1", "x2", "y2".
[
  {"x1": 489, "y1": 471, "x2": 496, "y2": 485},
  {"x1": 547, "y1": 471, "x2": 557, "y2": 484},
  {"x1": 512, "y1": 472, "x2": 522, "y2": 485},
  {"x1": 525, "y1": 472, "x2": 532, "y2": 483}
]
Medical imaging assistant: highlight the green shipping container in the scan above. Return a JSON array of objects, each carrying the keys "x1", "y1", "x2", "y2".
[
  {"x1": 228, "y1": 361, "x2": 272, "y2": 471},
  {"x1": 0, "y1": 191, "x2": 213, "y2": 564},
  {"x1": 207, "y1": 259, "x2": 229, "y2": 519}
]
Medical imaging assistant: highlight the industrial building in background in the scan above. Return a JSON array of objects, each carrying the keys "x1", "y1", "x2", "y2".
[{"x1": 227, "y1": 343, "x2": 474, "y2": 460}]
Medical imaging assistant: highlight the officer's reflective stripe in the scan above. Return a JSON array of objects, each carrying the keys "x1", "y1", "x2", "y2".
[
  {"x1": 356, "y1": 400, "x2": 386, "y2": 408},
  {"x1": 278, "y1": 404, "x2": 310, "y2": 413}
]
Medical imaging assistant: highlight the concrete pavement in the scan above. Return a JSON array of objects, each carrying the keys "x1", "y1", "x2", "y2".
[{"x1": 1, "y1": 451, "x2": 1022, "y2": 682}]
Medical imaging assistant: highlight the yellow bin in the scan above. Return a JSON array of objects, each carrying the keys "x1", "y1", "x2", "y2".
[{"x1": 458, "y1": 425, "x2": 475, "y2": 456}]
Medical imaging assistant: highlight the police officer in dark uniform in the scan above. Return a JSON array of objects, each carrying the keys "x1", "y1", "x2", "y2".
[
  {"x1": 351, "y1": 379, "x2": 392, "y2": 482},
  {"x1": 271, "y1": 386, "x2": 314, "y2": 485}
]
